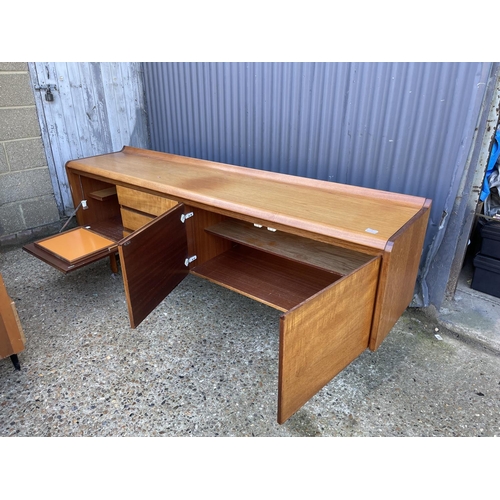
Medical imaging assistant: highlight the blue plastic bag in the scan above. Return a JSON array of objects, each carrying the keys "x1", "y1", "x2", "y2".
[{"x1": 480, "y1": 130, "x2": 500, "y2": 202}]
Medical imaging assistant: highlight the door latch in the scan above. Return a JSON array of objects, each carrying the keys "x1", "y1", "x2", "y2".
[{"x1": 34, "y1": 84, "x2": 58, "y2": 102}]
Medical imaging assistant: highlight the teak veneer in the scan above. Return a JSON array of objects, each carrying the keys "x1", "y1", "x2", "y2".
[
  {"x1": 23, "y1": 146, "x2": 431, "y2": 423},
  {"x1": 0, "y1": 273, "x2": 25, "y2": 370}
]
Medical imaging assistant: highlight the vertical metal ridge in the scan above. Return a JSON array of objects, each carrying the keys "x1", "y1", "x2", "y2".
[{"x1": 143, "y1": 63, "x2": 488, "y2": 187}]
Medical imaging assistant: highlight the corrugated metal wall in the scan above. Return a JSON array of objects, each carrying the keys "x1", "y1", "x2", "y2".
[{"x1": 142, "y1": 62, "x2": 495, "y2": 307}]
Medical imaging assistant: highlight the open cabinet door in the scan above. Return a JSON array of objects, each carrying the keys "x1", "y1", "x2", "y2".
[
  {"x1": 278, "y1": 257, "x2": 380, "y2": 424},
  {"x1": 118, "y1": 203, "x2": 189, "y2": 328}
]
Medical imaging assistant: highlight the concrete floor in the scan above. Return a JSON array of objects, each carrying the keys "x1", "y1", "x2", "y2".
[{"x1": 1, "y1": 244, "x2": 499, "y2": 437}]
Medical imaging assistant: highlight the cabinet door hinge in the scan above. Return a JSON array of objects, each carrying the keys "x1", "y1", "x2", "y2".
[
  {"x1": 184, "y1": 255, "x2": 197, "y2": 267},
  {"x1": 181, "y1": 212, "x2": 194, "y2": 223}
]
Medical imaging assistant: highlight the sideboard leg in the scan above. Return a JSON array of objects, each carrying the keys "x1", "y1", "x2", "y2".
[
  {"x1": 10, "y1": 354, "x2": 21, "y2": 371},
  {"x1": 110, "y1": 254, "x2": 118, "y2": 274}
]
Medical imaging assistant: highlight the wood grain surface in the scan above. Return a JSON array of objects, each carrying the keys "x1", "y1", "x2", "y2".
[
  {"x1": 67, "y1": 147, "x2": 428, "y2": 251},
  {"x1": 118, "y1": 203, "x2": 189, "y2": 328},
  {"x1": 0, "y1": 274, "x2": 25, "y2": 359},
  {"x1": 206, "y1": 218, "x2": 373, "y2": 275},
  {"x1": 369, "y1": 200, "x2": 432, "y2": 350},
  {"x1": 278, "y1": 256, "x2": 380, "y2": 423},
  {"x1": 116, "y1": 185, "x2": 178, "y2": 216},
  {"x1": 191, "y1": 245, "x2": 341, "y2": 311}
]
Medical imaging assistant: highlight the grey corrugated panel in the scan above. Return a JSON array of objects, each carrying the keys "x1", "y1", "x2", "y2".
[{"x1": 142, "y1": 62, "x2": 492, "y2": 306}]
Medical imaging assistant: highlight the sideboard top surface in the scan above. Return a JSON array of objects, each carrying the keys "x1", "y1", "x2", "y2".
[{"x1": 67, "y1": 147, "x2": 429, "y2": 251}]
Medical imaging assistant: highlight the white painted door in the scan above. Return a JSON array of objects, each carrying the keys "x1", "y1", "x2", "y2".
[{"x1": 29, "y1": 62, "x2": 150, "y2": 216}]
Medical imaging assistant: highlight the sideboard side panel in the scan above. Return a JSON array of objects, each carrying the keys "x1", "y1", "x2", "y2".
[{"x1": 369, "y1": 200, "x2": 432, "y2": 351}]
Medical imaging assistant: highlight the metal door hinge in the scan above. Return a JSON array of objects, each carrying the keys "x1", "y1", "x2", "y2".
[
  {"x1": 181, "y1": 212, "x2": 194, "y2": 223},
  {"x1": 184, "y1": 255, "x2": 197, "y2": 267}
]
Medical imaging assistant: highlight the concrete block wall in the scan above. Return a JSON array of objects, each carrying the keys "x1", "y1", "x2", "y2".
[{"x1": 0, "y1": 62, "x2": 60, "y2": 247}]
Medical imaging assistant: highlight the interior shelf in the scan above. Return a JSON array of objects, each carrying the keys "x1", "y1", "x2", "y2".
[
  {"x1": 205, "y1": 218, "x2": 373, "y2": 275},
  {"x1": 191, "y1": 245, "x2": 341, "y2": 311},
  {"x1": 89, "y1": 186, "x2": 118, "y2": 202}
]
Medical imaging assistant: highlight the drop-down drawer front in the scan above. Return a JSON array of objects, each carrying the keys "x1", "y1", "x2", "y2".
[
  {"x1": 23, "y1": 177, "x2": 124, "y2": 273},
  {"x1": 23, "y1": 180, "x2": 181, "y2": 273},
  {"x1": 23, "y1": 226, "x2": 120, "y2": 274},
  {"x1": 25, "y1": 201, "x2": 189, "y2": 329}
]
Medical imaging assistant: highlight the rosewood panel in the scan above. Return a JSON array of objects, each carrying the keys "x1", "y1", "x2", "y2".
[
  {"x1": 118, "y1": 203, "x2": 188, "y2": 328},
  {"x1": 183, "y1": 207, "x2": 232, "y2": 267}
]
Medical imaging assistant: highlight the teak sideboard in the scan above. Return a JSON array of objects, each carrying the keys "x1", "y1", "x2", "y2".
[{"x1": 24, "y1": 147, "x2": 431, "y2": 423}]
